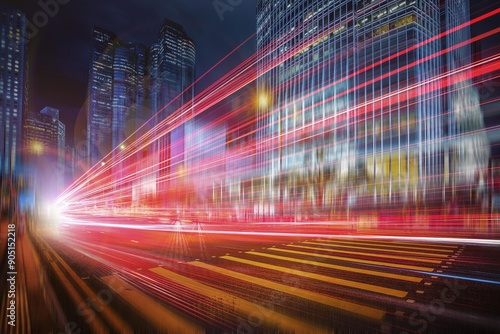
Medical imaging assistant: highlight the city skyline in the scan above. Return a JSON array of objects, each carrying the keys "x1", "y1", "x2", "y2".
[
  {"x1": 2, "y1": 1, "x2": 500, "y2": 333},
  {"x1": 1, "y1": 0, "x2": 257, "y2": 148},
  {"x1": 0, "y1": 5, "x2": 27, "y2": 174},
  {"x1": 50, "y1": 0, "x2": 499, "y2": 215},
  {"x1": 1, "y1": 0, "x2": 498, "y2": 150}
]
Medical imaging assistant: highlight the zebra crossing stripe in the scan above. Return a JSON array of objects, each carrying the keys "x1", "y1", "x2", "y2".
[
  {"x1": 270, "y1": 247, "x2": 438, "y2": 270},
  {"x1": 220, "y1": 255, "x2": 408, "y2": 298},
  {"x1": 189, "y1": 261, "x2": 387, "y2": 320},
  {"x1": 245, "y1": 251, "x2": 422, "y2": 282}
]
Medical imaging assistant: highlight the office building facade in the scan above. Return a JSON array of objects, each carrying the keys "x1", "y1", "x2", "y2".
[
  {"x1": 87, "y1": 27, "x2": 147, "y2": 168},
  {"x1": 23, "y1": 107, "x2": 66, "y2": 194},
  {"x1": 149, "y1": 19, "x2": 195, "y2": 199},
  {"x1": 442, "y1": 0, "x2": 489, "y2": 195},
  {"x1": 255, "y1": 0, "x2": 483, "y2": 216},
  {"x1": 87, "y1": 27, "x2": 115, "y2": 167},
  {"x1": 112, "y1": 43, "x2": 146, "y2": 151},
  {"x1": 0, "y1": 6, "x2": 27, "y2": 174}
]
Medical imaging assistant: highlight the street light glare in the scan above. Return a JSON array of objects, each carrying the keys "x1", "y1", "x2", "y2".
[
  {"x1": 30, "y1": 141, "x2": 44, "y2": 155},
  {"x1": 258, "y1": 93, "x2": 269, "y2": 109}
]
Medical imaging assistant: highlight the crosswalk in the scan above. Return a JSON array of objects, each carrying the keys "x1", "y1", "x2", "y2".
[{"x1": 140, "y1": 238, "x2": 461, "y2": 330}]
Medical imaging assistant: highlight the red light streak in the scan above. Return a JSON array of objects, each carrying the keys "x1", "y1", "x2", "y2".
[{"x1": 54, "y1": 10, "x2": 500, "y2": 236}]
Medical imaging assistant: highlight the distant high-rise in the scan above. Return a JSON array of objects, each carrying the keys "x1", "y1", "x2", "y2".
[
  {"x1": 0, "y1": 5, "x2": 27, "y2": 174},
  {"x1": 149, "y1": 18, "x2": 195, "y2": 195},
  {"x1": 87, "y1": 27, "x2": 115, "y2": 167},
  {"x1": 112, "y1": 43, "x2": 147, "y2": 151},
  {"x1": 41, "y1": 107, "x2": 66, "y2": 173},
  {"x1": 87, "y1": 27, "x2": 147, "y2": 168},
  {"x1": 24, "y1": 106, "x2": 66, "y2": 193},
  {"x1": 24, "y1": 109, "x2": 58, "y2": 156},
  {"x1": 152, "y1": 18, "x2": 195, "y2": 120}
]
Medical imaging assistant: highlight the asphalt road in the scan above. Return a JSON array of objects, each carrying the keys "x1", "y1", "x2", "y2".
[{"x1": 28, "y1": 215, "x2": 500, "y2": 333}]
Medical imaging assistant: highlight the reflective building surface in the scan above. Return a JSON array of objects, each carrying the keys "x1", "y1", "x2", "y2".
[
  {"x1": 0, "y1": 5, "x2": 26, "y2": 174},
  {"x1": 87, "y1": 27, "x2": 115, "y2": 167},
  {"x1": 255, "y1": 0, "x2": 489, "y2": 217}
]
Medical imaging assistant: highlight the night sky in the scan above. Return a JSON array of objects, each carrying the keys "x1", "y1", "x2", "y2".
[
  {"x1": 1, "y1": 0, "x2": 499, "y2": 147},
  {"x1": 2, "y1": 0, "x2": 257, "y2": 145}
]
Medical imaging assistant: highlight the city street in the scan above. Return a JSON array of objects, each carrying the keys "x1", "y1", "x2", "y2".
[
  {"x1": 1, "y1": 0, "x2": 500, "y2": 333},
  {"x1": 5, "y1": 215, "x2": 497, "y2": 333}
]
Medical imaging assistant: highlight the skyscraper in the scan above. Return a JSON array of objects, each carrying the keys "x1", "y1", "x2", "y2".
[
  {"x1": 0, "y1": 5, "x2": 27, "y2": 175},
  {"x1": 85, "y1": 20, "x2": 195, "y2": 207},
  {"x1": 87, "y1": 27, "x2": 147, "y2": 168},
  {"x1": 112, "y1": 43, "x2": 147, "y2": 151},
  {"x1": 255, "y1": 0, "x2": 483, "y2": 215},
  {"x1": 442, "y1": 0, "x2": 489, "y2": 197},
  {"x1": 153, "y1": 18, "x2": 195, "y2": 121},
  {"x1": 23, "y1": 106, "x2": 66, "y2": 194},
  {"x1": 149, "y1": 18, "x2": 195, "y2": 197},
  {"x1": 87, "y1": 27, "x2": 115, "y2": 167}
]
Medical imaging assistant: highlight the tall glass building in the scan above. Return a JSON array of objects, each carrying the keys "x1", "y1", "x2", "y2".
[
  {"x1": 255, "y1": 0, "x2": 482, "y2": 216},
  {"x1": 442, "y1": 0, "x2": 489, "y2": 198},
  {"x1": 87, "y1": 27, "x2": 147, "y2": 168},
  {"x1": 87, "y1": 27, "x2": 115, "y2": 167},
  {"x1": 24, "y1": 107, "x2": 66, "y2": 195},
  {"x1": 0, "y1": 6, "x2": 27, "y2": 174},
  {"x1": 149, "y1": 19, "x2": 195, "y2": 199},
  {"x1": 111, "y1": 43, "x2": 146, "y2": 151}
]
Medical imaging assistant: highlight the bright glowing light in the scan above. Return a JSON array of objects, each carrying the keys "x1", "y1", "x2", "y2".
[
  {"x1": 30, "y1": 141, "x2": 44, "y2": 155},
  {"x1": 258, "y1": 92, "x2": 269, "y2": 109},
  {"x1": 54, "y1": 9, "x2": 500, "y2": 241},
  {"x1": 44, "y1": 202, "x2": 65, "y2": 223},
  {"x1": 174, "y1": 220, "x2": 182, "y2": 231}
]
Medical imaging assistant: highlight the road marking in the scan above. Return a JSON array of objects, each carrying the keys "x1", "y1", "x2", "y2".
[
  {"x1": 131, "y1": 240, "x2": 139, "y2": 243},
  {"x1": 150, "y1": 267, "x2": 330, "y2": 332},
  {"x1": 318, "y1": 238, "x2": 457, "y2": 250},
  {"x1": 269, "y1": 247, "x2": 437, "y2": 271},
  {"x1": 311, "y1": 240, "x2": 456, "y2": 254},
  {"x1": 246, "y1": 251, "x2": 422, "y2": 283},
  {"x1": 101, "y1": 274, "x2": 204, "y2": 333},
  {"x1": 288, "y1": 245, "x2": 442, "y2": 264},
  {"x1": 304, "y1": 241, "x2": 451, "y2": 258},
  {"x1": 220, "y1": 255, "x2": 408, "y2": 298},
  {"x1": 189, "y1": 261, "x2": 387, "y2": 320}
]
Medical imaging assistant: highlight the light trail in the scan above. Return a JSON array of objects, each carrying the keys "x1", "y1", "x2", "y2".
[
  {"x1": 59, "y1": 51, "x2": 500, "y2": 213},
  {"x1": 53, "y1": 8, "x2": 500, "y2": 242},
  {"x1": 413, "y1": 271, "x2": 500, "y2": 285},
  {"x1": 34, "y1": 8, "x2": 500, "y2": 334},
  {"x1": 53, "y1": 214, "x2": 500, "y2": 246}
]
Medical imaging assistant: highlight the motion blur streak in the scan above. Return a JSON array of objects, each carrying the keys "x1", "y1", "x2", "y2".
[{"x1": 54, "y1": 8, "x2": 500, "y2": 224}]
